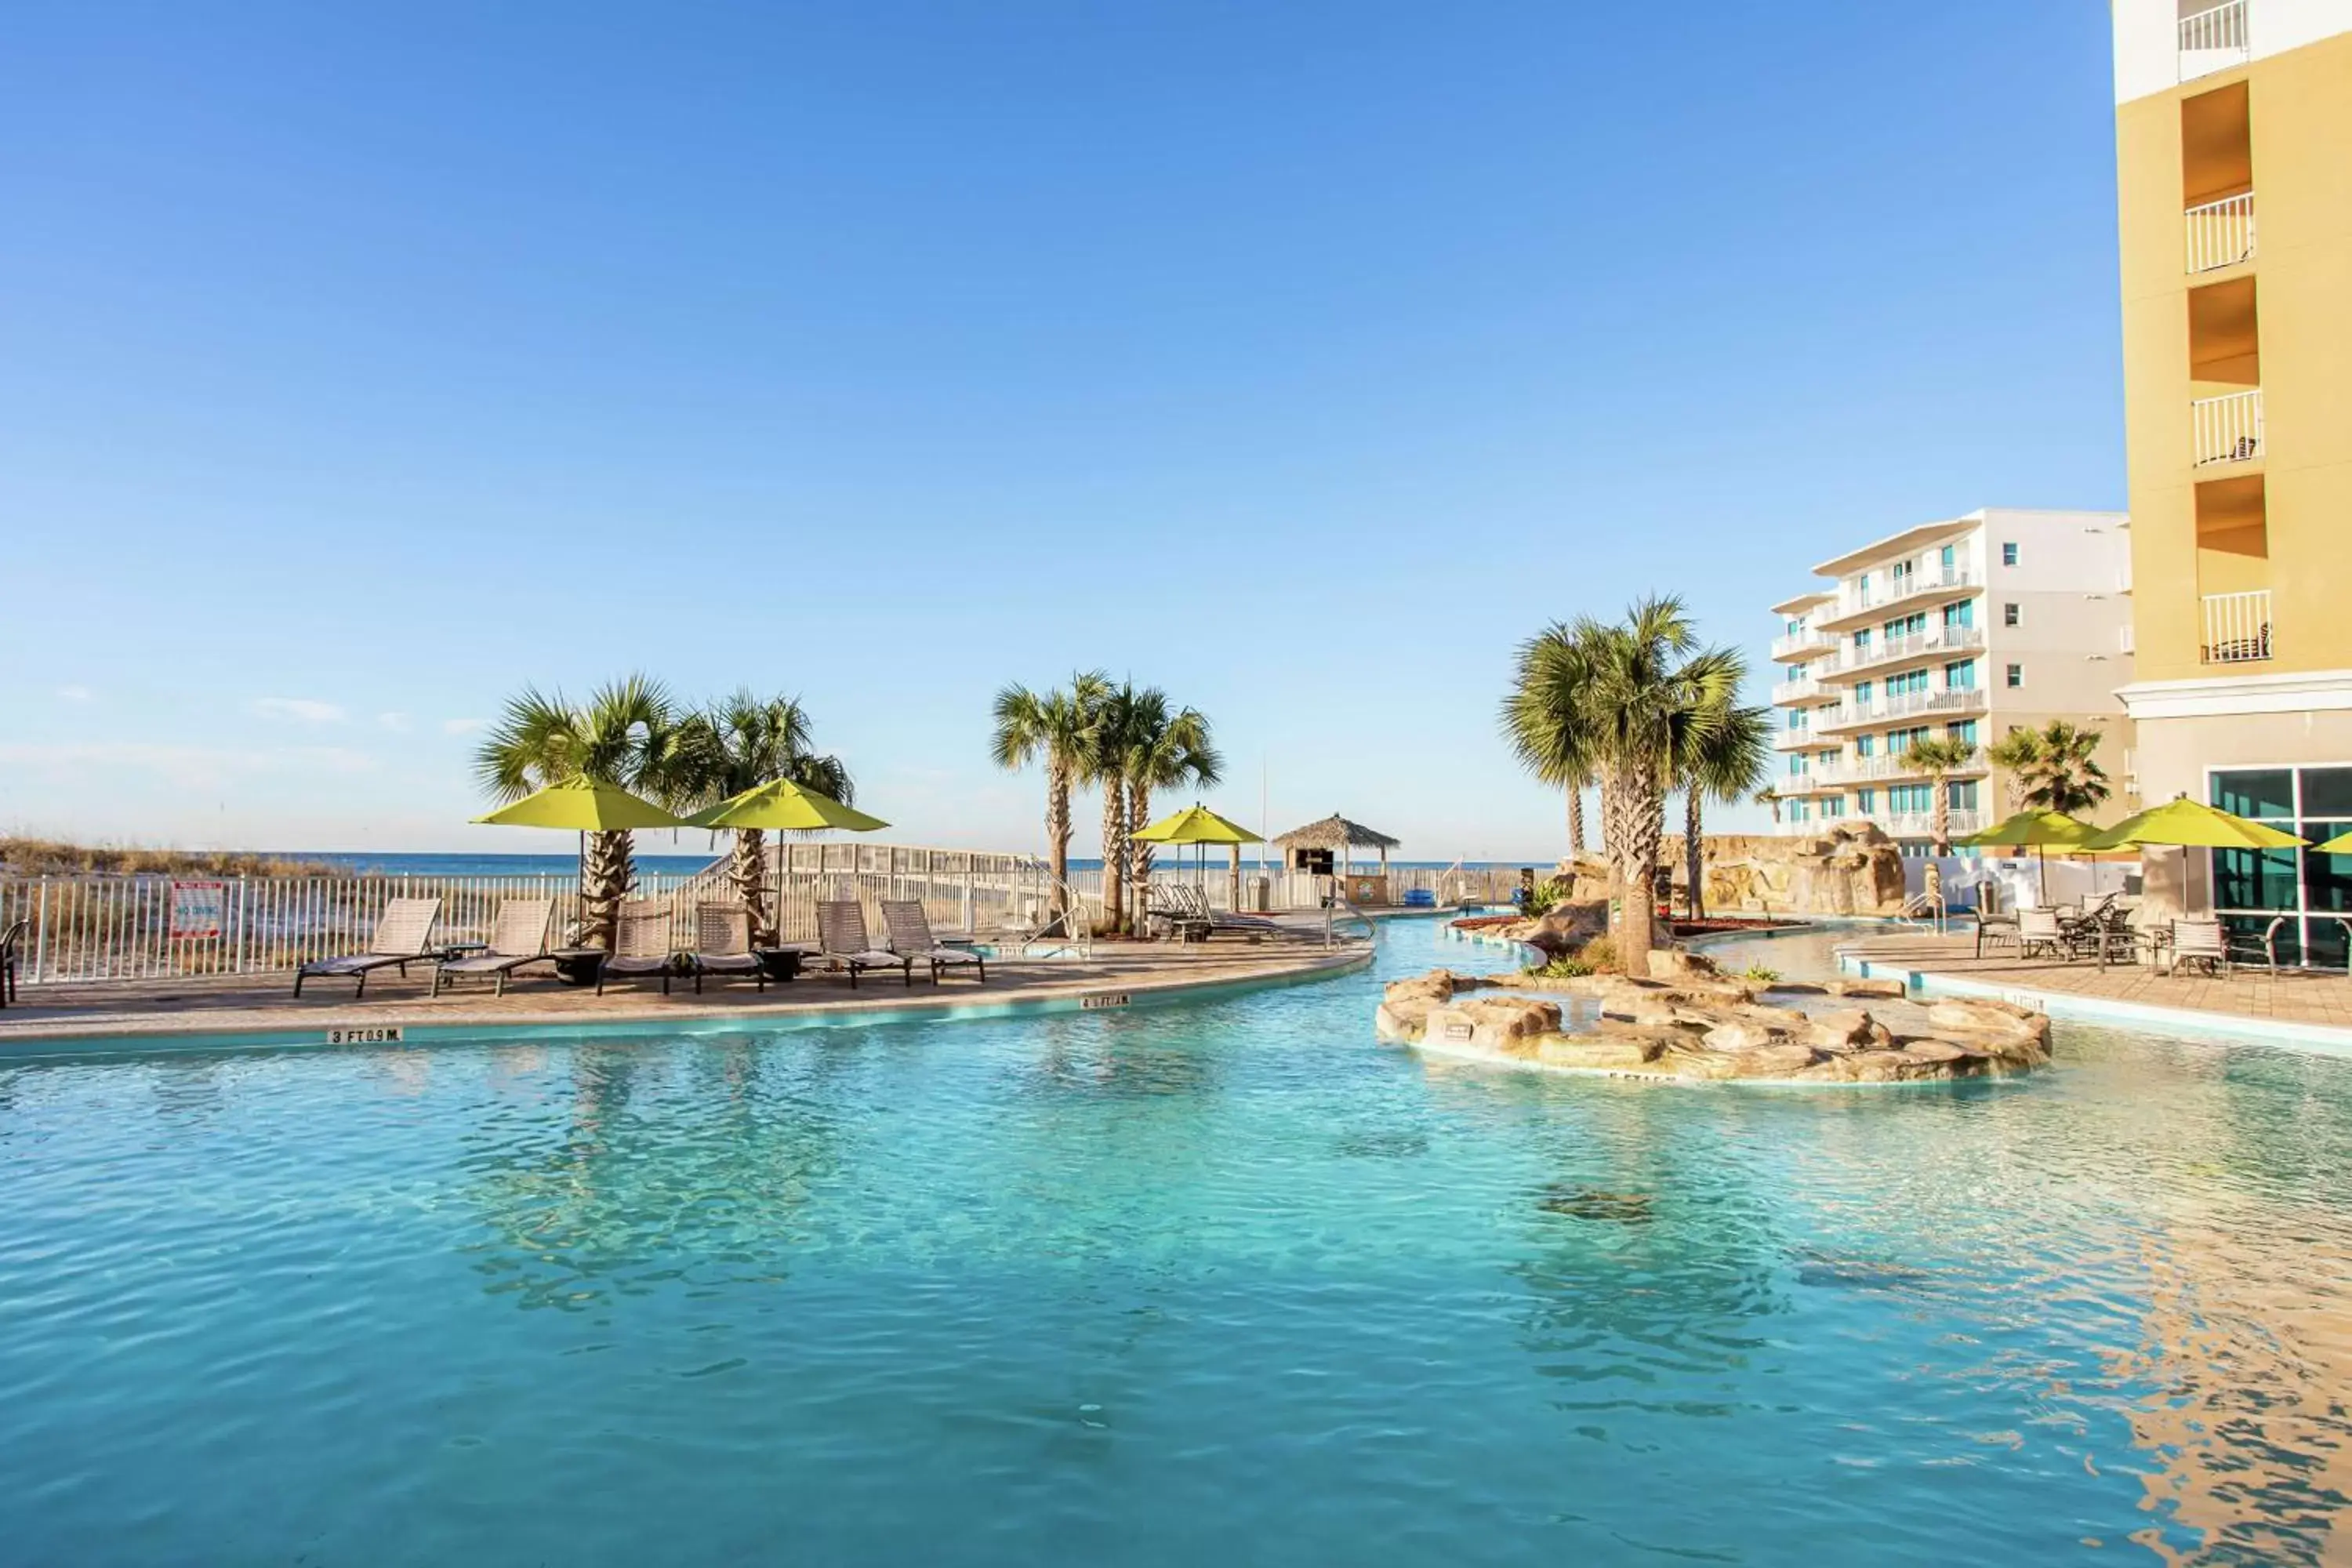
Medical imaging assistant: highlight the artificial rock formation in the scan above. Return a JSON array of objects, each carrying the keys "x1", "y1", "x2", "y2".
[
  {"x1": 1374, "y1": 962, "x2": 2051, "y2": 1086},
  {"x1": 1641, "y1": 822, "x2": 1910, "y2": 918}
]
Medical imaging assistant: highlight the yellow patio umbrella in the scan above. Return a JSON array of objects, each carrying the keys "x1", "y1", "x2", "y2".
[
  {"x1": 2079, "y1": 795, "x2": 2309, "y2": 852},
  {"x1": 683, "y1": 778, "x2": 890, "y2": 833},
  {"x1": 1134, "y1": 804, "x2": 1264, "y2": 902},
  {"x1": 471, "y1": 775, "x2": 691, "y2": 829},
  {"x1": 1956, "y1": 808, "x2": 2100, "y2": 906},
  {"x1": 2312, "y1": 829, "x2": 2352, "y2": 855}
]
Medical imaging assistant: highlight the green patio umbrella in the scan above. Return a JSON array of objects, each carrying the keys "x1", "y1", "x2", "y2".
[
  {"x1": 471, "y1": 775, "x2": 690, "y2": 829},
  {"x1": 1956, "y1": 809, "x2": 2100, "y2": 906},
  {"x1": 683, "y1": 778, "x2": 890, "y2": 833}
]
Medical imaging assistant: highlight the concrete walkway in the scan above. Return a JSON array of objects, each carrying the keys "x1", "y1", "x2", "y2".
[
  {"x1": 0, "y1": 932, "x2": 1370, "y2": 1051},
  {"x1": 1837, "y1": 930, "x2": 2352, "y2": 1040}
]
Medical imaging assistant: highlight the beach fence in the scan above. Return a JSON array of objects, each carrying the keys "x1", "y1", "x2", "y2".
[{"x1": 0, "y1": 842, "x2": 1062, "y2": 989}]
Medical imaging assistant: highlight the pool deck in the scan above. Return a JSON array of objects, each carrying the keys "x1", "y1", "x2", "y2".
[
  {"x1": 0, "y1": 927, "x2": 1374, "y2": 1051},
  {"x1": 1836, "y1": 929, "x2": 2352, "y2": 1049}
]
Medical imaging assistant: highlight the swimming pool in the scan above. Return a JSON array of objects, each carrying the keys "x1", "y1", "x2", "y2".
[{"x1": 3, "y1": 919, "x2": 2348, "y2": 1564}]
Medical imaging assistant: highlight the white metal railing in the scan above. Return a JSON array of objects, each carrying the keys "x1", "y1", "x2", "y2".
[
  {"x1": 2186, "y1": 191, "x2": 2256, "y2": 273},
  {"x1": 2179, "y1": 0, "x2": 2250, "y2": 79},
  {"x1": 1770, "y1": 629, "x2": 1835, "y2": 659},
  {"x1": 1816, "y1": 688, "x2": 1987, "y2": 729},
  {"x1": 1831, "y1": 568, "x2": 1976, "y2": 622},
  {"x1": 2201, "y1": 588, "x2": 2274, "y2": 664},
  {"x1": 1881, "y1": 809, "x2": 1986, "y2": 840},
  {"x1": 2192, "y1": 388, "x2": 2264, "y2": 466},
  {"x1": 1819, "y1": 749, "x2": 1986, "y2": 789},
  {"x1": 1771, "y1": 673, "x2": 1821, "y2": 705},
  {"x1": 1815, "y1": 626, "x2": 1987, "y2": 679},
  {"x1": 1774, "y1": 723, "x2": 1817, "y2": 750}
]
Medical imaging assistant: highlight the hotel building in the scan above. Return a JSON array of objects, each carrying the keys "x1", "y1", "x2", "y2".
[
  {"x1": 2109, "y1": 1, "x2": 2352, "y2": 960},
  {"x1": 1769, "y1": 509, "x2": 2135, "y2": 852}
]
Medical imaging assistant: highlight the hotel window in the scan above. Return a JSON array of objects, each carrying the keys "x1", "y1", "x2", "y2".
[
  {"x1": 2001, "y1": 543, "x2": 2019, "y2": 567},
  {"x1": 1884, "y1": 612, "x2": 1926, "y2": 641},
  {"x1": 1887, "y1": 669, "x2": 1929, "y2": 698},
  {"x1": 1890, "y1": 783, "x2": 1933, "y2": 814},
  {"x1": 1947, "y1": 780, "x2": 1979, "y2": 811},
  {"x1": 1788, "y1": 755, "x2": 1808, "y2": 777},
  {"x1": 1939, "y1": 544, "x2": 1956, "y2": 577},
  {"x1": 1853, "y1": 628, "x2": 1872, "y2": 654},
  {"x1": 1944, "y1": 659, "x2": 1976, "y2": 689},
  {"x1": 1856, "y1": 788, "x2": 1877, "y2": 813},
  {"x1": 1855, "y1": 681, "x2": 1875, "y2": 706},
  {"x1": 1941, "y1": 600, "x2": 1973, "y2": 631},
  {"x1": 1816, "y1": 750, "x2": 1838, "y2": 770},
  {"x1": 2210, "y1": 766, "x2": 2352, "y2": 968},
  {"x1": 1946, "y1": 719, "x2": 1978, "y2": 747},
  {"x1": 1855, "y1": 734, "x2": 1875, "y2": 757},
  {"x1": 2005, "y1": 663, "x2": 2024, "y2": 688},
  {"x1": 1789, "y1": 799, "x2": 1811, "y2": 823},
  {"x1": 1822, "y1": 796, "x2": 1846, "y2": 819},
  {"x1": 1891, "y1": 561, "x2": 1914, "y2": 593},
  {"x1": 2002, "y1": 602, "x2": 2020, "y2": 627}
]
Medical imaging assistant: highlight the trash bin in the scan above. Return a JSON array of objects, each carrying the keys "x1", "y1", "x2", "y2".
[{"x1": 1247, "y1": 876, "x2": 1272, "y2": 913}]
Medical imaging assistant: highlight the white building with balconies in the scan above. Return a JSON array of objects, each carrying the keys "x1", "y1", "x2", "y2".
[{"x1": 1766, "y1": 507, "x2": 2137, "y2": 851}]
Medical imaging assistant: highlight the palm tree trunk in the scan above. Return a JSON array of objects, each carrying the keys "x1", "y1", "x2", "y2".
[
  {"x1": 1566, "y1": 784, "x2": 1585, "y2": 857},
  {"x1": 1127, "y1": 781, "x2": 1153, "y2": 931},
  {"x1": 1046, "y1": 763, "x2": 1073, "y2": 931},
  {"x1": 1931, "y1": 775, "x2": 1952, "y2": 856},
  {"x1": 1601, "y1": 768, "x2": 1660, "y2": 971},
  {"x1": 1686, "y1": 792, "x2": 1705, "y2": 924},
  {"x1": 730, "y1": 827, "x2": 775, "y2": 946},
  {"x1": 581, "y1": 828, "x2": 637, "y2": 950},
  {"x1": 1099, "y1": 779, "x2": 1127, "y2": 936}
]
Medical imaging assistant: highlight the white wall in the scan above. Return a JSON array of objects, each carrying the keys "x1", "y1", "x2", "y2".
[
  {"x1": 2115, "y1": 0, "x2": 2352, "y2": 103},
  {"x1": 2251, "y1": 0, "x2": 2352, "y2": 60}
]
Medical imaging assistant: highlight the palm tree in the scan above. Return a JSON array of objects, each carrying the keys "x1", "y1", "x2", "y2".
[
  {"x1": 1899, "y1": 735, "x2": 1980, "y2": 855},
  {"x1": 1121, "y1": 691, "x2": 1223, "y2": 926},
  {"x1": 1503, "y1": 597, "x2": 1744, "y2": 970},
  {"x1": 1672, "y1": 700, "x2": 1769, "y2": 921},
  {"x1": 475, "y1": 675, "x2": 688, "y2": 949},
  {"x1": 1083, "y1": 683, "x2": 1145, "y2": 937},
  {"x1": 1565, "y1": 776, "x2": 1592, "y2": 857},
  {"x1": 672, "y1": 690, "x2": 854, "y2": 946},
  {"x1": 990, "y1": 671, "x2": 1110, "y2": 931},
  {"x1": 1986, "y1": 726, "x2": 2045, "y2": 811},
  {"x1": 2018, "y1": 720, "x2": 2111, "y2": 817},
  {"x1": 1755, "y1": 786, "x2": 1782, "y2": 827}
]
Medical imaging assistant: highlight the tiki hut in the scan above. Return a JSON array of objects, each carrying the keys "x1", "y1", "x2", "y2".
[{"x1": 1271, "y1": 814, "x2": 1400, "y2": 880}]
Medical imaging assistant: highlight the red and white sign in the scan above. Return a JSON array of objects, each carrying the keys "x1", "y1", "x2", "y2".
[{"x1": 169, "y1": 880, "x2": 228, "y2": 940}]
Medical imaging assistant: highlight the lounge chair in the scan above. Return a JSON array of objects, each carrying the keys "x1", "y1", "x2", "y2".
[
  {"x1": 1162, "y1": 883, "x2": 1284, "y2": 939},
  {"x1": 597, "y1": 906, "x2": 679, "y2": 995},
  {"x1": 688, "y1": 904, "x2": 767, "y2": 993},
  {"x1": 0, "y1": 919, "x2": 24, "y2": 1007},
  {"x1": 434, "y1": 899, "x2": 554, "y2": 996},
  {"x1": 1144, "y1": 884, "x2": 1213, "y2": 942},
  {"x1": 294, "y1": 897, "x2": 441, "y2": 997},
  {"x1": 815, "y1": 900, "x2": 913, "y2": 989},
  {"x1": 880, "y1": 898, "x2": 986, "y2": 985}
]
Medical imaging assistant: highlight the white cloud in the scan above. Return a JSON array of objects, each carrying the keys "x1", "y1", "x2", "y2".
[
  {"x1": 55, "y1": 684, "x2": 93, "y2": 703},
  {"x1": 250, "y1": 697, "x2": 347, "y2": 725},
  {"x1": 377, "y1": 711, "x2": 412, "y2": 732},
  {"x1": 441, "y1": 717, "x2": 488, "y2": 735}
]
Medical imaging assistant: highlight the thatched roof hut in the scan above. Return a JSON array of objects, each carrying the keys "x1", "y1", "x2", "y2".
[{"x1": 1272, "y1": 813, "x2": 1399, "y2": 873}]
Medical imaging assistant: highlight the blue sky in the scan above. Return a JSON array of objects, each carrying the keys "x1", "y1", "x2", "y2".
[{"x1": 1, "y1": 2, "x2": 2127, "y2": 859}]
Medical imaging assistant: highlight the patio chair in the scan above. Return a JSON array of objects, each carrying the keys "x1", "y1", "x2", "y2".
[
  {"x1": 688, "y1": 904, "x2": 767, "y2": 993},
  {"x1": 1971, "y1": 908, "x2": 2020, "y2": 958},
  {"x1": 2017, "y1": 909, "x2": 2066, "y2": 960},
  {"x1": 0, "y1": 919, "x2": 24, "y2": 1008},
  {"x1": 434, "y1": 899, "x2": 555, "y2": 996},
  {"x1": 880, "y1": 898, "x2": 986, "y2": 985},
  {"x1": 2225, "y1": 915, "x2": 2291, "y2": 977},
  {"x1": 815, "y1": 900, "x2": 914, "y2": 989},
  {"x1": 1145, "y1": 884, "x2": 1213, "y2": 942},
  {"x1": 597, "y1": 905, "x2": 679, "y2": 995},
  {"x1": 2169, "y1": 917, "x2": 2230, "y2": 978},
  {"x1": 1164, "y1": 883, "x2": 1285, "y2": 939},
  {"x1": 294, "y1": 897, "x2": 442, "y2": 998}
]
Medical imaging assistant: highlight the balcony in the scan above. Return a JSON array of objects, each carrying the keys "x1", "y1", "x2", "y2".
[
  {"x1": 2192, "y1": 389, "x2": 2263, "y2": 466},
  {"x1": 1773, "y1": 724, "x2": 1818, "y2": 752},
  {"x1": 2186, "y1": 191, "x2": 2256, "y2": 274},
  {"x1": 1880, "y1": 808, "x2": 1987, "y2": 841},
  {"x1": 1813, "y1": 626, "x2": 1987, "y2": 682},
  {"x1": 1813, "y1": 569, "x2": 1979, "y2": 631},
  {"x1": 1813, "y1": 688, "x2": 1988, "y2": 733},
  {"x1": 2179, "y1": 0, "x2": 2250, "y2": 82},
  {"x1": 1769, "y1": 628, "x2": 1836, "y2": 662},
  {"x1": 1817, "y1": 750, "x2": 1987, "y2": 790},
  {"x1": 1771, "y1": 673, "x2": 1824, "y2": 706},
  {"x1": 2201, "y1": 588, "x2": 2273, "y2": 664}
]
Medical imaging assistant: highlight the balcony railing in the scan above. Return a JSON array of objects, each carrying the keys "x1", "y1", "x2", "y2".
[
  {"x1": 2186, "y1": 191, "x2": 2256, "y2": 273},
  {"x1": 1771, "y1": 673, "x2": 1822, "y2": 706},
  {"x1": 1881, "y1": 808, "x2": 1987, "y2": 841},
  {"x1": 2179, "y1": 0, "x2": 2250, "y2": 81},
  {"x1": 1773, "y1": 724, "x2": 1817, "y2": 751},
  {"x1": 2201, "y1": 589, "x2": 2273, "y2": 664},
  {"x1": 1815, "y1": 687, "x2": 1988, "y2": 731},
  {"x1": 1770, "y1": 629, "x2": 1836, "y2": 660},
  {"x1": 1815, "y1": 626, "x2": 1987, "y2": 680},
  {"x1": 1826, "y1": 568, "x2": 1977, "y2": 625},
  {"x1": 2191, "y1": 389, "x2": 2263, "y2": 466},
  {"x1": 1818, "y1": 749, "x2": 1987, "y2": 789}
]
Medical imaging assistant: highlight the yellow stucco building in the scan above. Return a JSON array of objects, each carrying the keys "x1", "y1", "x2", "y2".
[{"x1": 2111, "y1": 0, "x2": 2352, "y2": 960}]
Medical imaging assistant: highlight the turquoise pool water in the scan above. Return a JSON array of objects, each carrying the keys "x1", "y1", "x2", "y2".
[{"x1": 4, "y1": 920, "x2": 2350, "y2": 1564}]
